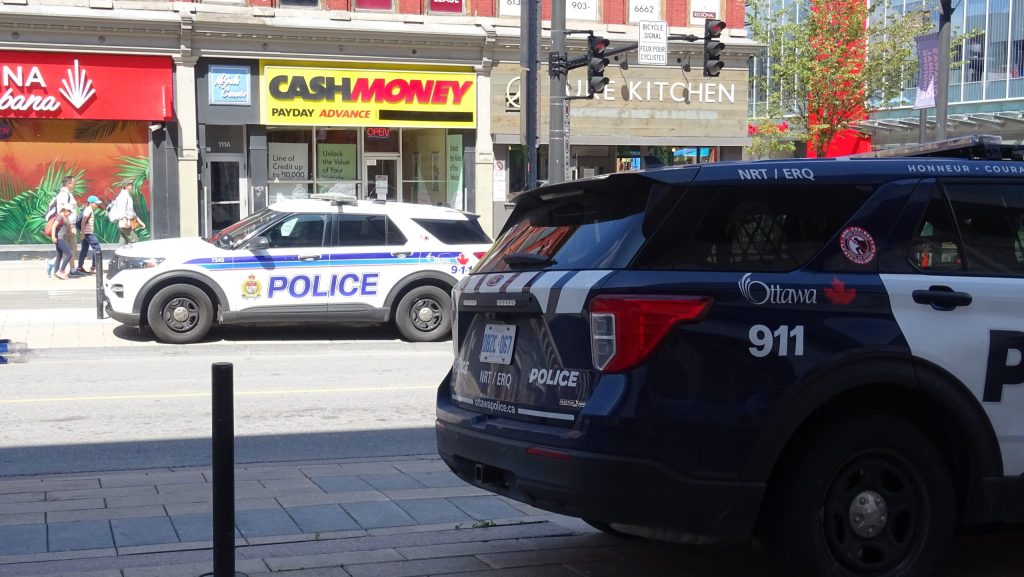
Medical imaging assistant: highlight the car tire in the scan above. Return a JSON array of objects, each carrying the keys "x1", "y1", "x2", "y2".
[
  {"x1": 395, "y1": 285, "x2": 451, "y2": 342},
  {"x1": 584, "y1": 519, "x2": 634, "y2": 538},
  {"x1": 759, "y1": 414, "x2": 955, "y2": 577},
  {"x1": 146, "y1": 284, "x2": 214, "y2": 344}
]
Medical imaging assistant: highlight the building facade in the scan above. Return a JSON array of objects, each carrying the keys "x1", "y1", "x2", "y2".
[
  {"x1": 0, "y1": 0, "x2": 756, "y2": 242},
  {"x1": 865, "y1": 0, "x2": 1024, "y2": 146},
  {"x1": 747, "y1": 0, "x2": 1024, "y2": 153}
]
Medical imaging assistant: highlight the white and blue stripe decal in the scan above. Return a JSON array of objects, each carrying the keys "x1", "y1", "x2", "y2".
[{"x1": 186, "y1": 252, "x2": 432, "y2": 271}]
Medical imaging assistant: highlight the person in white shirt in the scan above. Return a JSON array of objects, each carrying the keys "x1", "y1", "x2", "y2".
[
  {"x1": 108, "y1": 182, "x2": 137, "y2": 244},
  {"x1": 55, "y1": 176, "x2": 78, "y2": 269}
]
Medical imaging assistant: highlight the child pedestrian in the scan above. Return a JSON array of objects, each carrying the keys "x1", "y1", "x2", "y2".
[{"x1": 75, "y1": 195, "x2": 103, "y2": 274}]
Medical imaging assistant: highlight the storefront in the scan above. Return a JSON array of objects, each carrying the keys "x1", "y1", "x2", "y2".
[
  {"x1": 0, "y1": 51, "x2": 174, "y2": 244},
  {"x1": 489, "y1": 59, "x2": 753, "y2": 197},
  {"x1": 197, "y1": 60, "x2": 478, "y2": 235}
]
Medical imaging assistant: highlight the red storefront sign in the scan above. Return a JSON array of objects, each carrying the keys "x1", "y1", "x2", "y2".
[
  {"x1": 0, "y1": 52, "x2": 173, "y2": 121},
  {"x1": 429, "y1": 0, "x2": 463, "y2": 13}
]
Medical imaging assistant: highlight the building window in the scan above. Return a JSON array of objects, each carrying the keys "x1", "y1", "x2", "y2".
[
  {"x1": 428, "y1": 0, "x2": 464, "y2": 13},
  {"x1": 966, "y1": 35, "x2": 986, "y2": 83},
  {"x1": 279, "y1": 0, "x2": 319, "y2": 6},
  {"x1": 402, "y1": 128, "x2": 450, "y2": 206},
  {"x1": 1014, "y1": 40, "x2": 1024, "y2": 78},
  {"x1": 268, "y1": 129, "x2": 313, "y2": 202},
  {"x1": 355, "y1": 0, "x2": 393, "y2": 10},
  {"x1": 315, "y1": 129, "x2": 360, "y2": 197}
]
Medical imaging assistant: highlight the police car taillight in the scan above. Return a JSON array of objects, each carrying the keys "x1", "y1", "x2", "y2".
[{"x1": 589, "y1": 295, "x2": 713, "y2": 373}]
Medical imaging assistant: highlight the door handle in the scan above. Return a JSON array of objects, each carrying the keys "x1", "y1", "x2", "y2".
[
  {"x1": 298, "y1": 254, "x2": 321, "y2": 262},
  {"x1": 912, "y1": 285, "x2": 972, "y2": 311}
]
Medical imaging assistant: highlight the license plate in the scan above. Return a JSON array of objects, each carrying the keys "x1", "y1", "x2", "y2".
[{"x1": 479, "y1": 323, "x2": 517, "y2": 365}]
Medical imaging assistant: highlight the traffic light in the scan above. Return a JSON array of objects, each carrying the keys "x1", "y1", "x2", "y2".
[
  {"x1": 587, "y1": 35, "x2": 610, "y2": 96},
  {"x1": 703, "y1": 19, "x2": 726, "y2": 77}
]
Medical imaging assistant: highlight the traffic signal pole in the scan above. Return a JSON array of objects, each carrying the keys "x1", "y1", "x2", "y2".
[
  {"x1": 936, "y1": 0, "x2": 953, "y2": 140},
  {"x1": 521, "y1": 0, "x2": 540, "y2": 190},
  {"x1": 546, "y1": 14, "x2": 721, "y2": 184},
  {"x1": 548, "y1": 0, "x2": 568, "y2": 184}
]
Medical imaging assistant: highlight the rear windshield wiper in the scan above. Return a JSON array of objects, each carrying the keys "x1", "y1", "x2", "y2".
[{"x1": 502, "y1": 251, "x2": 556, "y2": 267}]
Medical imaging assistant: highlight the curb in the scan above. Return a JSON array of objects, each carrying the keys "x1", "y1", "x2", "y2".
[{"x1": 0, "y1": 245, "x2": 120, "y2": 262}]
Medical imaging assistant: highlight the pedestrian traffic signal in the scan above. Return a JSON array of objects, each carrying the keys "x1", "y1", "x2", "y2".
[
  {"x1": 587, "y1": 35, "x2": 611, "y2": 96},
  {"x1": 703, "y1": 19, "x2": 726, "y2": 77}
]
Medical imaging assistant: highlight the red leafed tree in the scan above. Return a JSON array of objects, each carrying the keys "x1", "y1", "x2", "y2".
[{"x1": 748, "y1": 0, "x2": 930, "y2": 157}]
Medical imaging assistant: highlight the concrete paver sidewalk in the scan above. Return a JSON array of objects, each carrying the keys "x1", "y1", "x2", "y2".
[{"x1": 0, "y1": 454, "x2": 698, "y2": 577}]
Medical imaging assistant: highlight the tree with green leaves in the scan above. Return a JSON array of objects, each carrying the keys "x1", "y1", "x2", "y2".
[{"x1": 747, "y1": 0, "x2": 932, "y2": 157}]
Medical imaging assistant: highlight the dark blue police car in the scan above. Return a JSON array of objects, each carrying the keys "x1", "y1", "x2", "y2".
[{"x1": 436, "y1": 141, "x2": 1024, "y2": 577}]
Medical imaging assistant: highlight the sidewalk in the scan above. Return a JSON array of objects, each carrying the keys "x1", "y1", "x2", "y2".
[
  {"x1": 0, "y1": 454, "x2": 672, "y2": 577},
  {"x1": 0, "y1": 260, "x2": 134, "y2": 350}
]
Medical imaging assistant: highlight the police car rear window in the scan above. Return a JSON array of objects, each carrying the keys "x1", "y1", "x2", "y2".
[
  {"x1": 634, "y1": 183, "x2": 873, "y2": 272},
  {"x1": 412, "y1": 218, "x2": 491, "y2": 244},
  {"x1": 475, "y1": 187, "x2": 651, "y2": 273}
]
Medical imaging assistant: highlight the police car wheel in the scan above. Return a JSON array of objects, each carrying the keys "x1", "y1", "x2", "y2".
[
  {"x1": 583, "y1": 520, "x2": 634, "y2": 539},
  {"x1": 759, "y1": 414, "x2": 955, "y2": 577},
  {"x1": 395, "y1": 286, "x2": 451, "y2": 342},
  {"x1": 146, "y1": 284, "x2": 213, "y2": 345}
]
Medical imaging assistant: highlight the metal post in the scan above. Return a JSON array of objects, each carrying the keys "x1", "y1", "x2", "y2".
[
  {"x1": 95, "y1": 249, "x2": 104, "y2": 320},
  {"x1": 521, "y1": 0, "x2": 540, "y2": 190},
  {"x1": 935, "y1": 0, "x2": 953, "y2": 141},
  {"x1": 201, "y1": 363, "x2": 246, "y2": 577},
  {"x1": 920, "y1": 109, "x2": 927, "y2": 144},
  {"x1": 548, "y1": 0, "x2": 567, "y2": 184}
]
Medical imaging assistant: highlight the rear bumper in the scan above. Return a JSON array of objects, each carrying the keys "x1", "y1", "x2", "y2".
[{"x1": 435, "y1": 418, "x2": 765, "y2": 539}]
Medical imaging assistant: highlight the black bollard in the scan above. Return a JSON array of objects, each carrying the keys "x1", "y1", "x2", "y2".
[
  {"x1": 201, "y1": 363, "x2": 247, "y2": 577},
  {"x1": 94, "y1": 248, "x2": 104, "y2": 320}
]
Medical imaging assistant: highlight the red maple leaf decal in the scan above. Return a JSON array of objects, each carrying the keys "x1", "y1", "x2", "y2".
[
  {"x1": 824, "y1": 277, "x2": 857, "y2": 305},
  {"x1": 456, "y1": 253, "x2": 469, "y2": 265}
]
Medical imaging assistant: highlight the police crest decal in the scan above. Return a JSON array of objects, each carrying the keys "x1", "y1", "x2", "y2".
[{"x1": 242, "y1": 274, "x2": 263, "y2": 299}]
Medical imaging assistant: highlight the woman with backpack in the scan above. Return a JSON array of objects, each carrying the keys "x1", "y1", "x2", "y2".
[
  {"x1": 108, "y1": 182, "x2": 137, "y2": 244},
  {"x1": 55, "y1": 176, "x2": 79, "y2": 272},
  {"x1": 50, "y1": 207, "x2": 74, "y2": 280}
]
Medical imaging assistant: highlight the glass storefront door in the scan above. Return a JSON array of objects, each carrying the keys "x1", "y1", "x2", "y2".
[
  {"x1": 204, "y1": 154, "x2": 248, "y2": 234},
  {"x1": 365, "y1": 156, "x2": 399, "y2": 201}
]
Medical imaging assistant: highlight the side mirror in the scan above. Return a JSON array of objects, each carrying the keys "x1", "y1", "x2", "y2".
[{"x1": 248, "y1": 236, "x2": 270, "y2": 250}]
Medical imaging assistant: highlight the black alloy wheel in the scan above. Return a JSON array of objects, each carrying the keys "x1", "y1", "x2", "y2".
[
  {"x1": 759, "y1": 413, "x2": 956, "y2": 577},
  {"x1": 146, "y1": 284, "x2": 214, "y2": 344},
  {"x1": 822, "y1": 450, "x2": 925, "y2": 574},
  {"x1": 395, "y1": 285, "x2": 451, "y2": 342}
]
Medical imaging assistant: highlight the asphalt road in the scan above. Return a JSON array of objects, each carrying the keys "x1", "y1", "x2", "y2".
[
  {"x1": 0, "y1": 281, "x2": 1021, "y2": 576},
  {"x1": 0, "y1": 341, "x2": 451, "y2": 476}
]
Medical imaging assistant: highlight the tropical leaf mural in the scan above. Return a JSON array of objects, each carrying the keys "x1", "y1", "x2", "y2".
[
  {"x1": 0, "y1": 171, "x2": 20, "y2": 203},
  {"x1": 0, "y1": 120, "x2": 152, "y2": 244},
  {"x1": 73, "y1": 121, "x2": 139, "y2": 143},
  {"x1": 0, "y1": 162, "x2": 86, "y2": 244}
]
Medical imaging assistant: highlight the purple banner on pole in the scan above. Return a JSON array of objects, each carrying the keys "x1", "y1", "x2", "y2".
[{"x1": 915, "y1": 32, "x2": 939, "y2": 110}]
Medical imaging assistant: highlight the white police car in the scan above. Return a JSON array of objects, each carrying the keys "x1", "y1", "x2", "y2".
[{"x1": 103, "y1": 193, "x2": 491, "y2": 344}]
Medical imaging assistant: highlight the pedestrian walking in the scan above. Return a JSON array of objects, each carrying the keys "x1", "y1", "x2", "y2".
[
  {"x1": 51, "y1": 207, "x2": 73, "y2": 280},
  {"x1": 108, "y1": 182, "x2": 137, "y2": 244},
  {"x1": 75, "y1": 195, "x2": 103, "y2": 274},
  {"x1": 55, "y1": 176, "x2": 79, "y2": 270}
]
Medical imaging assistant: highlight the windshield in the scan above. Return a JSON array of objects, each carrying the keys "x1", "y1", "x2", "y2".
[{"x1": 206, "y1": 208, "x2": 282, "y2": 248}]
